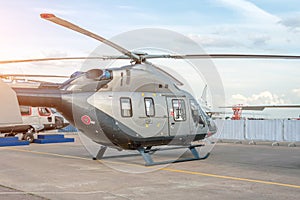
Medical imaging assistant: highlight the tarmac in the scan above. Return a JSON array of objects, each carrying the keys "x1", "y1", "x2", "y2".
[{"x1": 0, "y1": 134, "x2": 299, "y2": 200}]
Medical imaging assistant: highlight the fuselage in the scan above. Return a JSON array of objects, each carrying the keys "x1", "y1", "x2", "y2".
[{"x1": 14, "y1": 64, "x2": 217, "y2": 150}]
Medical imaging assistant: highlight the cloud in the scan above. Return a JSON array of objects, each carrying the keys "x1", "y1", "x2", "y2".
[
  {"x1": 188, "y1": 34, "x2": 241, "y2": 48},
  {"x1": 292, "y1": 88, "x2": 300, "y2": 97},
  {"x1": 41, "y1": 50, "x2": 68, "y2": 58},
  {"x1": 248, "y1": 34, "x2": 270, "y2": 46},
  {"x1": 231, "y1": 91, "x2": 286, "y2": 105},
  {"x1": 187, "y1": 1, "x2": 294, "y2": 52},
  {"x1": 217, "y1": 0, "x2": 280, "y2": 23},
  {"x1": 279, "y1": 15, "x2": 300, "y2": 31}
]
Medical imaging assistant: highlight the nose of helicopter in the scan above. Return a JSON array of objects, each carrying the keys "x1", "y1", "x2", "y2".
[{"x1": 206, "y1": 119, "x2": 217, "y2": 137}]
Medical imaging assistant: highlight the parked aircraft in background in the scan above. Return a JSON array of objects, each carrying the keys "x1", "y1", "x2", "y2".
[
  {"x1": 220, "y1": 104, "x2": 300, "y2": 120},
  {"x1": 0, "y1": 74, "x2": 69, "y2": 142},
  {"x1": 0, "y1": 106, "x2": 69, "y2": 142}
]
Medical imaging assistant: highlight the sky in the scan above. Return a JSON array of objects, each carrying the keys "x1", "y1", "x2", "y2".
[{"x1": 0, "y1": 0, "x2": 300, "y2": 118}]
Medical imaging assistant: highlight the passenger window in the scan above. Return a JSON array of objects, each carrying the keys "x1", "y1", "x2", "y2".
[
  {"x1": 172, "y1": 99, "x2": 186, "y2": 121},
  {"x1": 20, "y1": 106, "x2": 31, "y2": 116},
  {"x1": 120, "y1": 98, "x2": 132, "y2": 117},
  {"x1": 144, "y1": 98, "x2": 155, "y2": 117},
  {"x1": 38, "y1": 107, "x2": 51, "y2": 116}
]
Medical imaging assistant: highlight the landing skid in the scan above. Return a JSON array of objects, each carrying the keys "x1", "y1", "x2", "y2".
[
  {"x1": 137, "y1": 144, "x2": 210, "y2": 166},
  {"x1": 93, "y1": 144, "x2": 210, "y2": 166}
]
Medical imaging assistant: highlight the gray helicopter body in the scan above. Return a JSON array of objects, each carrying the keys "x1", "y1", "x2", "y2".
[{"x1": 15, "y1": 63, "x2": 215, "y2": 150}]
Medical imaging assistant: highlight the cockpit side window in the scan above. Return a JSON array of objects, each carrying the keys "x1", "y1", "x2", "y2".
[
  {"x1": 190, "y1": 99, "x2": 206, "y2": 126},
  {"x1": 172, "y1": 99, "x2": 186, "y2": 121},
  {"x1": 189, "y1": 99, "x2": 200, "y2": 123},
  {"x1": 144, "y1": 98, "x2": 155, "y2": 117},
  {"x1": 120, "y1": 97, "x2": 133, "y2": 117}
]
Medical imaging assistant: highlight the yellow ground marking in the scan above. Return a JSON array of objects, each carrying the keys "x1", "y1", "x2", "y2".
[
  {"x1": 161, "y1": 168, "x2": 300, "y2": 189},
  {"x1": 3, "y1": 147, "x2": 300, "y2": 189},
  {"x1": 3, "y1": 147, "x2": 90, "y2": 161}
]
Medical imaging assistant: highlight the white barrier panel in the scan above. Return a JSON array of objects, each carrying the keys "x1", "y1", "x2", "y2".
[
  {"x1": 214, "y1": 119, "x2": 300, "y2": 142},
  {"x1": 246, "y1": 120, "x2": 283, "y2": 141},
  {"x1": 214, "y1": 119, "x2": 244, "y2": 140},
  {"x1": 284, "y1": 120, "x2": 300, "y2": 142}
]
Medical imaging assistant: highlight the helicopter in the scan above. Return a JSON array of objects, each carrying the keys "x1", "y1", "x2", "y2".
[{"x1": 0, "y1": 13, "x2": 299, "y2": 165}]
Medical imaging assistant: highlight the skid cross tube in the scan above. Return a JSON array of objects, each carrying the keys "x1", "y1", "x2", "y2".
[{"x1": 137, "y1": 144, "x2": 210, "y2": 166}]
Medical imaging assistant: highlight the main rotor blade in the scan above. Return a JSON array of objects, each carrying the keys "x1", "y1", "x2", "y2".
[
  {"x1": 2, "y1": 54, "x2": 298, "y2": 65},
  {"x1": 144, "y1": 60, "x2": 184, "y2": 86},
  {"x1": 144, "y1": 54, "x2": 300, "y2": 59},
  {"x1": 0, "y1": 56, "x2": 129, "y2": 64},
  {"x1": 0, "y1": 74, "x2": 69, "y2": 78},
  {"x1": 40, "y1": 13, "x2": 139, "y2": 61}
]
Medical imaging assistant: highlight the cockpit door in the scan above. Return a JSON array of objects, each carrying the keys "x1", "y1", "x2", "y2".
[{"x1": 166, "y1": 97, "x2": 190, "y2": 136}]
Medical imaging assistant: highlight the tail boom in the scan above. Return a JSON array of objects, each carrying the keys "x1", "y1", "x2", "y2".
[{"x1": 13, "y1": 88, "x2": 62, "y2": 108}]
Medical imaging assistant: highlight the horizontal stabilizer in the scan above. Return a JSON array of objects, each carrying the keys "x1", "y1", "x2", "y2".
[{"x1": 0, "y1": 80, "x2": 22, "y2": 124}]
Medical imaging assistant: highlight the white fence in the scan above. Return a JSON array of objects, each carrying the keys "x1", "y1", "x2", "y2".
[{"x1": 214, "y1": 119, "x2": 300, "y2": 142}]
